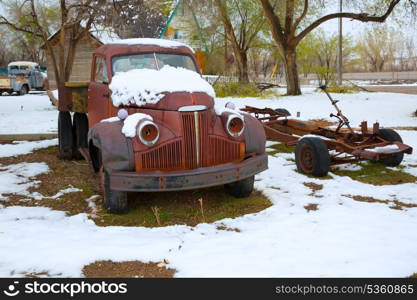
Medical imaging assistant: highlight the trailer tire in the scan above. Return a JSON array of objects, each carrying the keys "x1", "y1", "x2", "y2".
[
  {"x1": 378, "y1": 129, "x2": 404, "y2": 166},
  {"x1": 72, "y1": 113, "x2": 89, "y2": 160},
  {"x1": 58, "y1": 111, "x2": 73, "y2": 160},
  {"x1": 99, "y1": 167, "x2": 128, "y2": 214},
  {"x1": 19, "y1": 85, "x2": 29, "y2": 96},
  {"x1": 275, "y1": 108, "x2": 291, "y2": 116},
  {"x1": 225, "y1": 176, "x2": 254, "y2": 198},
  {"x1": 295, "y1": 137, "x2": 330, "y2": 177}
]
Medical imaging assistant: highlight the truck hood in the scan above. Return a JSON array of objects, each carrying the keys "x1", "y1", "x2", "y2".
[{"x1": 109, "y1": 65, "x2": 215, "y2": 110}]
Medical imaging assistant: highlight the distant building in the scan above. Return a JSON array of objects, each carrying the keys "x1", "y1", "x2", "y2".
[
  {"x1": 41, "y1": 25, "x2": 119, "y2": 90},
  {"x1": 160, "y1": 1, "x2": 209, "y2": 72}
]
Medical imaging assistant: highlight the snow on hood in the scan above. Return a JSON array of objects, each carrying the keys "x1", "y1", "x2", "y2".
[
  {"x1": 121, "y1": 113, "x2": 153, "y2": 138},
  {"x1": 109, "y1": 65, "x2": 215, "y2": 107}
]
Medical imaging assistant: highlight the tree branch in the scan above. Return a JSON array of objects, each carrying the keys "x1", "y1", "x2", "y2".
[
  {"x1": 292, "y1": 0, "x2": 308, "y2": 32},
  {"x1": 258, "y1": 0, "x2": 286, "y2": 49},
  {"x1": 295, "y1": 0, "x2": 401, "y2": 45}
]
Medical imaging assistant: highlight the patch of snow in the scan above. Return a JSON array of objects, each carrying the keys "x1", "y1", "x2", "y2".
[
  {"x1": 0, "y1": 139, "x2": 58, "y2": 158},
  {"x1": 367, "y1": 144, "x2": 400, "y2": 153},
  {"x1": 214, "y1": 105, "x2": 242, "y2": 117},
  {"x1": 109, "y1": 66, "x2": 215, "y2": 107},
  {"x1": 121, "y1": 113, "x2": 153, "y2": 138},
  {"x1": 334, "y1": 164, "x2": 363, "y2": 172},
  {"x1": 90, "y1": 26, "x2": 120, "y2": 44},
  {"x1": 0, "y1": 94, "x2": 57, "y2": 134},
  {"x1": 85, "y1": 195, "x2": 100, "y2": 217},
  {"x1": 108, "y1": 38, "x2": 195, "y2": 53},
  {"x1": 52, "y1": 89, "x2": 58, "y2": 100},
  {"x1": 0, "y1": 162, "x2": 49, "y2": 200}
]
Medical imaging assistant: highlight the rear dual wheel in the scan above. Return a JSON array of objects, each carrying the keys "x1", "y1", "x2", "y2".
[{"x1": 58, "y1": 112, "x2": 88, "y2": 160}]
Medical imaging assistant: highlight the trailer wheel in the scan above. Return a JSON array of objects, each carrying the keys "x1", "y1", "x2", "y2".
[
  {"x1": 225, "y1": 176, "x2": 254, "y2": 198},
  {"x1": 275, "y1": 108, "x2": 291, "y2": 116},
  {"x1": 58, "y1": 111, "x2": 73, "y2": 160},
  {"x1": 99, "y1": 167, "x2": 128, "y2": 214},
  {"x1": 378, "y1": 129, "x2": 404, "y2": 166},
  {"x1": 19, "y1": 85, "x2": 29, "y2": 96},
  {"x1": 295, "y1": 137, "x2": 330, "y2": 177},
  {"x1": 72, "y1": 113, "x2": 89, "y2": 160}
]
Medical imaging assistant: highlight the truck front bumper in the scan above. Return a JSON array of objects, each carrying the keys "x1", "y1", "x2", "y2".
[{"x1": 109, "y1": 153, "x2": 268, "y2": 192}]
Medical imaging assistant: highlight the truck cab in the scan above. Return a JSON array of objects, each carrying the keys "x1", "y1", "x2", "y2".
[
  {"x1": 0, "y1": 61, "x2": 45, "y2": 95},
  {"x1": 58, "y1": 38, "x2": 267, "y2": 213}
]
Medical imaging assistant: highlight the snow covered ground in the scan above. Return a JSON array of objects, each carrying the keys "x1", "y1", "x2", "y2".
[
  {"x1": 0, "y1": 93, "x2": 57, "y2": 134},
  {"x1": 0, "y1": 89, "x2": 416, "y2": 277}
]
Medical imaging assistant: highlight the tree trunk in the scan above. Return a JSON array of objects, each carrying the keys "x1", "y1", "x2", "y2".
[
  {"x1": 237, "y1": 50, "x2": 250, "y2": 83},
  {"x1": 283, "y1": 49, "x2": 301, "y2": 95}
]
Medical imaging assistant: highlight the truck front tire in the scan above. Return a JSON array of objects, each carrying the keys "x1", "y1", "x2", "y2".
[
  {"x1": 19, "y1": 85, "x2": 29, "y2": 95},
  {"x1": 99, "y1": 167, "x2": 128, "y2": 214},
  {"x1": 225, "y1": 176, "x2": 255, "y2": 198}
]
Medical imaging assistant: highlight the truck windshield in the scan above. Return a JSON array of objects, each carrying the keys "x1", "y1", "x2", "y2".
[{"x1": 112, "y1": 53, "x2": 198, "y2": 74}]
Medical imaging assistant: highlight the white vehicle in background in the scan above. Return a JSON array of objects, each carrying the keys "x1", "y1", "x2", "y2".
[{"x1": 0, "y1": 61, "x2": 46, "y2": 95}]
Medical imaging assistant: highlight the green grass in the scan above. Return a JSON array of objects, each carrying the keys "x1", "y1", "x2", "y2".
[
  {"x1": 320, "y1": 85, "x2": 359, "y2": 94},
  {"x1": 267, "y1": 142, "x2": 295, "y2": 155},
  {"x1": 214, "y1": 82, "x2": 279, "y2": 98},
  {"x1": 95, "y1": 189, "x2": 271, "y2": 227},
  {"x1": 332, "y1": 162, "x2": 417, "y2": 185}
]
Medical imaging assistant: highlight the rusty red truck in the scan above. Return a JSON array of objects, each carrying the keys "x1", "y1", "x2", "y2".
[{"x1": 57, "y1": 38, "x2": 267, "y2": 213}]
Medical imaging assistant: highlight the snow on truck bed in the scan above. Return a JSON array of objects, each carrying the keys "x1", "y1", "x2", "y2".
[
  {"x1": 109, "y1": 65, "x2": 215, "y2": 107},
  {"x1": 107, "y1": 38, "x2": 195, "y2": 53}
]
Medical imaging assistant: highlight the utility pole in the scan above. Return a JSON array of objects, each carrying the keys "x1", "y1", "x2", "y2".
[{"x1": 337, "y1": 0, "x2": 343, "y2": 85}]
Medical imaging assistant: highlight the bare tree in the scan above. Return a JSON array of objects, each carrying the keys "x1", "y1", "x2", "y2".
[
  {"x1": 258, "y1": 0, "x2": 411, "y2": 95},
  {"x1": 214, "y1": 0, "x2": 266, "y2": 83},
  {"x1": 357, "y1": 25, "x2": 402, "y2": 72},
  {"x1": 0, "y1": 0, "x2": 107, "y2": 98},
  {"x1": 96, "y1": 0, "x2": 173, "y2": 38}
]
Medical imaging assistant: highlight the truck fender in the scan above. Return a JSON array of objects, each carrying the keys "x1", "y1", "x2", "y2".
[
  {"x1": 88, "y1": 121, "x2": 135, "y2": 172},
  {"x1": 243, "y1": 113, "x2": 266, "y2": 155}
]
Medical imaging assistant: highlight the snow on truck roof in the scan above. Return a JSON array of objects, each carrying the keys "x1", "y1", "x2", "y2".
[
  {"x1": 8, "y1": 61, "x2": 39, "y2": 67},
  {"x1": 107, "y1": 38, "x2": 195, "y2": 53}
]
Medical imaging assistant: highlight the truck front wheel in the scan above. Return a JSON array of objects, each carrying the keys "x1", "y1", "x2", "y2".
[
  {"x1": 225, "y1": 176, "x2": 255, "y2": 198},
  {"x1": 19, "y1": 85, "x2": 29, "y2": 95},
  {"x1": 99, "y1": 167, "x2": 128, "y2": 214}
]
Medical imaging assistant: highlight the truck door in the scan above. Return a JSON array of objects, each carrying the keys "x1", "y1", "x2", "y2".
[{"x1": 88, "y1": 55, "x2": 111, "y2": 127}]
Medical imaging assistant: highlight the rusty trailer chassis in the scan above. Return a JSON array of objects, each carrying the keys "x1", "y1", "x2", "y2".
[{"x1": 241, "y1": 98, "x2": 412, "y2": 167}]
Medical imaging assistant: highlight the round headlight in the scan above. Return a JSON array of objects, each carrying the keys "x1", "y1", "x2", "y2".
[
  {"x1": 226, "y1": 114, "x2": 245, "y2": 137},
  {"x1": 137, "y1": 120, "x2": 159, "y2": 146}
]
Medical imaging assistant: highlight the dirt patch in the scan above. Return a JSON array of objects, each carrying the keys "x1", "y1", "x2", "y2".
[
  {"x1": 303, "y1": 182, "x2": 323, "y2": 198},
  {"x1": 82, "y1": 260, "x2": 175, "y2": 278},
  {"x1": 343, "y1": 194, "x2": 417, "y2": 210},
  {"x1": 304, "y1": 203, "x2": 319, "y2": 212},
  {"x1": 303, "y1": 182, "x2": 323, "y2": 191},
  {"x1": 216, "y1": 224, "x2": 241, "y2": 232},
  {"x1": 1, "y1": 146, "x2": 272, "y2": 227}
]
